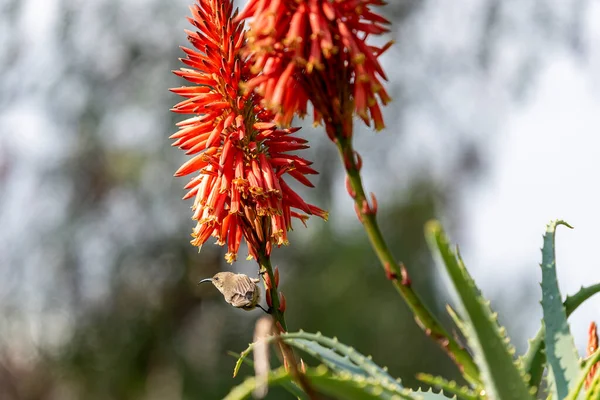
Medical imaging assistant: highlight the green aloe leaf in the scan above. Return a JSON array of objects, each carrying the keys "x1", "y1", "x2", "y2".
[
  {"x1": 540, "y1": 220, "x2": 581, "y2": 399},
  {"x1": 225, "y1": 365, "x2": 417, "y2": 400},
  {"x1": 521, "y1": 283, "x2": 600, "y2": 393},
  {"x1": 417, "y1": 373, "x2": 481, "y2": 400},
  {"x1": 425, "y1": 220, "x2": 534, "y2": 400},
  {"x1": 234, "y1": 331, "x2": 402, "y2": 392},
  {"x1": 224, "y1": 366, "x2": 294, "y2": 400},
  {"x1": 227, "y1": 351, "x2": 308, "y2": 400},
  {"x1": 411, "y1": 388, "x2": 457, "y2": 400}
]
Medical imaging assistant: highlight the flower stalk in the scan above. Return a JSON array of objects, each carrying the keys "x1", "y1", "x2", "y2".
[
  {"x1": 332, "y1": 122, "x2": 480, "y2": 385},
  {"x1": 258, "y1": 249, "x2": 287, "y2": 332}
]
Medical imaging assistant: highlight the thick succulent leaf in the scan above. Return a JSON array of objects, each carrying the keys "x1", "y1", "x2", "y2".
[
  {"x1": 521, "y1": 283, "x2": 600, "y2": 392},
  {"x1": 540, "y1": 220, "x2": 581, "y2": 399},
  {"x1": 564, "y1": 284, "x2": 600, "y2": 314},
  {"x1": 224, "y1": 366, "x2": 293, "y2": 400},
  {"x1": 564, "y1": 348, "x2": 600, "y2": 400},
  {"x1": 412, "y1": 388, "x2": 457, "y2": 400},
  {"x1": 520, "y1": 332, "x2": 545, "y2": 393},
  {"x1": 228, "y1": 351, "x2": 308, "y2": 400},
  {"x1": 234, "y1": 331, "x2": 402, "y2": 392},
  {"x1": 417, "y1": 373, "x2": 480, "y2": 400},
  {"x1": 284, "y1": 331, "x2": 402, "y2": 390},
  {"x1": 306, "y1": 367, "x2": 413, "y2": 400},
  {"x1": 425, "y1": 220, "x2": 534, "y2": 400},
  {"x1": 234, "y1": 332, "x2": 360, "y2": 379},
  {"x1": 287, "y1": 338, "x2": 367, "y2": 376},
  {"x1": 225, "y1": 365, "x2": 417, "y2": 400}
]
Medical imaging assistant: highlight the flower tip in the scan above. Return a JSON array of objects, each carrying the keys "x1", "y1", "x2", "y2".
[
  {"x1": 191, "y1": 243, "x2": 203, "y2": 254},
  {"x1": 225, "y1": 252, "x2": 237, "y2": 264},
  {"x1": 308, "y1": 205, "x2": 329, "y2": 222},
  {"x1": 374, "y1": 122, "x2": 385, "y2": 131}
]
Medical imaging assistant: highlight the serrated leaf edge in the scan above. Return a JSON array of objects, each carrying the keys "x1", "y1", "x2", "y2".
[{"x1": 425, "y1": 220, "x2": 534, "y2": 400}]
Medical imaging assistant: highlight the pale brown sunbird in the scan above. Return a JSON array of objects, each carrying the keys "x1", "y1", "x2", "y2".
[{"x1": 199, "y1": 272, "x2": 268, "y2": 313}]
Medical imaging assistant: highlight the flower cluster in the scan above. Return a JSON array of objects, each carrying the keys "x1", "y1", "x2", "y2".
[
  {"x1": 236, "y1": 0, "x2": 392, "y2": 132},
  {"x1": 171, "y1": 0, "x2": 327, "y2": 263}
]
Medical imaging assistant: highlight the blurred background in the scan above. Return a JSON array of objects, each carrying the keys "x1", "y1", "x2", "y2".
[{"x1": 1, "y1": 0, "x2": 600, "y2": 398}]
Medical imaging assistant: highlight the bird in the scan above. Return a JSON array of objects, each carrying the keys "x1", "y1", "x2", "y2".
[{"x1": 199, "y1": 271, "x2": 268, "y2": 313}]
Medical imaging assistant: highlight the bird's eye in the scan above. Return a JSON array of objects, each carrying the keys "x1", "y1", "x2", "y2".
[{"x1": 214, "y1": 277, "x2": 219, "y2": 281}]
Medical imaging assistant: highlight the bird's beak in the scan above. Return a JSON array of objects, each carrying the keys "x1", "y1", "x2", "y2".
[{"x1": 198, "y1": 278, "x2": 213, "y2": 285}]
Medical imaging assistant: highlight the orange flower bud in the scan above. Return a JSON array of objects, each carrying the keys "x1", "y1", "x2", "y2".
[
  {"x1": 262, "y1": 271, "x2": 272, "y2": 289},
  {"x1": 265, "y1": 289, "x2": 272, "y2": 308},
  {"x1": 274, "y1": 266, "x2": 280, "y2": 287},
  {"x1": 354, "y1": 203, "x2": 363, "y2": 223},
  {"x1": 353, "y1": 151, "x2": 363, "y2": 171},
  {"x1": 278, "y1": 292, "x2": 287, "y2": 313},
  {"x1": 361, "y1": 199, "x2": 370, "y2": 215},
  {"x1": 345, "y1": 176, "x2": 356, "y2": 198},
  {"x1": 275, "y1": 321, "x2": 285, "y2": 333},
  {"x1": 370, "y1": 192, "x2": 378, "y2": 214}
]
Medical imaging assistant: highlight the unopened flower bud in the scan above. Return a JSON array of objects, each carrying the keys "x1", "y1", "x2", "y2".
[
  {"x1": 266, "y1": 289, "x2": 273, "y2": 308},
  {"x1": 354, "y1": 151, "x2": 363, "y2": 171},
  {"x1": 278, "y1": 292, "x2": 287, "y2": 312},
  {"x1": 274, "y1": 267, "x2": 280, "y2": 287},
  {"x1": 276, "y1": 321, "x2": 285, "y2": 333},
  {"x1": 354, "y1": 203, "x2": 363, "y2": 223},
  {"x1": 345, "y1": 176, "x2": 356, "y2": 198},
  {"x1": 263, "y1": 271, "x2": 272, "y2": 289},
  {"x1": 370, "y1": 192, "x2": 378, "y2": 214},
  {"x1": 361, "y1": 199, "x2": 370, "y2": 215}
]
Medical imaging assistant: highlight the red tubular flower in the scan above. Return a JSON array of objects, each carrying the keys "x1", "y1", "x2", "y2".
[
  {"x1": 237, "y1": 0, "x2": 392, "y2": 132},
  {"x1": 171, "y1": 0, "x2": 327, "y2": 263}
]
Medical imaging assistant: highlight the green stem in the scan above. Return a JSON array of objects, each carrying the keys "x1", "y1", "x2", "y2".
[
  {"x1": 333, "y1": 127, "x2": 480, "y2": 385},
  {"x1": 258, "y1": 250, "x2": 287, "y2": 332}
]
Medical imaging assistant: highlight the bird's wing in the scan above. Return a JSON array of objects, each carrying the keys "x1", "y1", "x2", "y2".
[
  {"x1": 229, "y1": 292, "x2": 252, "y2": 308},
  {"x1": 226, "y1": 275, "x2": 256, "y2": 308},
  {"x1": 235, "y1": 275, "x2": 255, "y2": 294}
]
